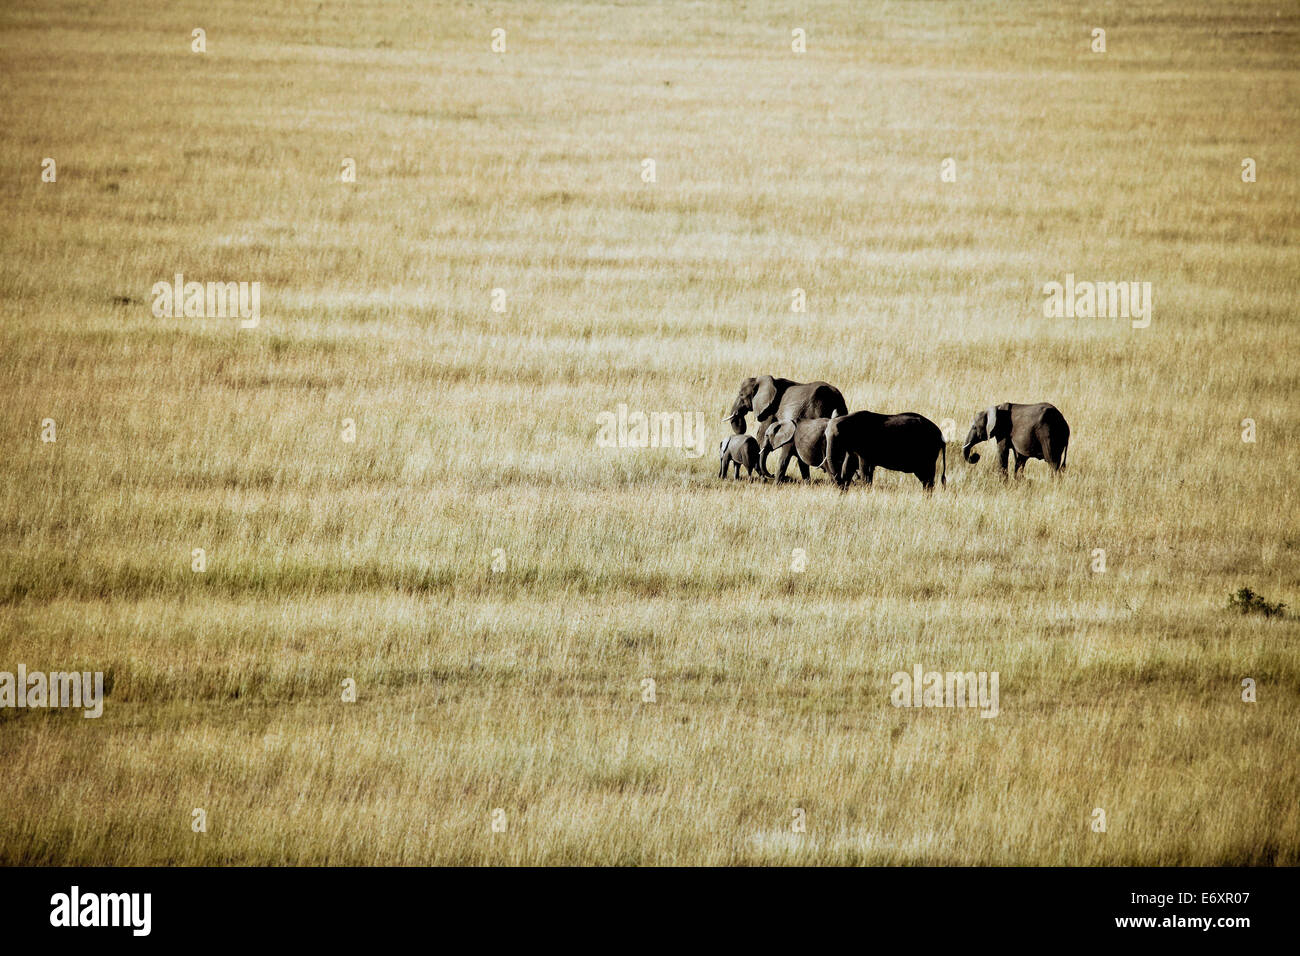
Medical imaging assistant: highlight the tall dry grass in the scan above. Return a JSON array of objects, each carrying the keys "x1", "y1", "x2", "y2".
[{"x1": 0, "y1": 0, "x2": 1296, "y2": 863}]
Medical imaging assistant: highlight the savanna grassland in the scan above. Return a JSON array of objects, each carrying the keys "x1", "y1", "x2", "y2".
[{"x1": 0, "y1": 0, "x2": 1297, "y2": 865}]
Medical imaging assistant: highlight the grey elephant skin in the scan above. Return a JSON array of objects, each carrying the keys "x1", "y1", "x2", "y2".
[
  {"x1": 718, "y1": 434, "x2": 762, "y2": 480},
  {"x1": 723, "y1": 376, "x2": 847, "y2": 437},
  {"x1": 759, "y1": 418, "x2": 832, "y2": 482},
  {"x1": 823, "y1": 411, "x2": 947, "y2": 491},
  {"x1": 962, "y1": 402, "x2": 1069, "y2": 476}
]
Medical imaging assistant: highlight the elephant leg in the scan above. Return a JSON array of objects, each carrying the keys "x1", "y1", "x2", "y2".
[
  {"x1": 719, "y1": 458, "x2": 726, "y2": 479},
  {"x1": 916, "y1": 464, "x2": 936, "y2": 492},
  {"x1": 1013, "y1": 452, "x2": 1026, "y2": 479},
  {"x1": 997, "y1": 440, "x2": 1011, "y2": 477},
  {"x1": 797, "y1": 458, "x2": 811, "y2": 481}
]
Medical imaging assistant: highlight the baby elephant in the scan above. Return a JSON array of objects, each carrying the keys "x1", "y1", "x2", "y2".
[
  {"x1": 718, "y1": 434, "x2": 762, "y2": 480},
  {"x1": 962, "y1": 402, "x2": 1069, "y2": 476},
  {"x1": 823, "y1": 411, "x2": 947, "y2": 491},
  {"x1": 759, "y1": 418, "x2": 832, "y2": 481}
]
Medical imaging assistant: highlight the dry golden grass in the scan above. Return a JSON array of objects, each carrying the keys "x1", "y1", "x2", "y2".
[{"x1": 0, "y1": 0, "x2": 1297, "y2": 864}]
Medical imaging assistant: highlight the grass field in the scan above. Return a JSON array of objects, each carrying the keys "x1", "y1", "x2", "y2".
[{"x1": 1, "y1": 0, "x2": 1298, "y2": 864}]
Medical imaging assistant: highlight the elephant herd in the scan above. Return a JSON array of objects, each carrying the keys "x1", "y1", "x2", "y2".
[{"x1": 718, "y1": 376, "x2": 1070, "y2": 491}]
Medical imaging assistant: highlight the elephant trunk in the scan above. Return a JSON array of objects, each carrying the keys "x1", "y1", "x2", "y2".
[
  {"x1": 961, "y1": 426, "x2": 983, "y2": 463},
  {"x1": 722, "y1": 404, "x2": 748, "y2": 434},
  {"x1": 824, "y1": 429, "x2": 844, "y2": 487}
]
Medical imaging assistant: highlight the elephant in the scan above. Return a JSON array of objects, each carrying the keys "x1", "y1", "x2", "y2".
[
  {"x1": 823, "y1": 411, "x2": 947, "y2": 491},
  {"x1": 758, "y1": 418, "x2": 832, "y2": 482},
  {"x1": 718, "y1": 434, "x2": 762, "y2": 480},
  {"x1": 961, "y1": 402, "x2": 1069, "y2": 476},
  {"x1": 722, "y1": 376, "x2": 847, "y2": 438}
]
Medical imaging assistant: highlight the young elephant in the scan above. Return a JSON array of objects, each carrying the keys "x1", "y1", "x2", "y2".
[
  {"x1": 718, "y1": 434, "x2": 762, "y2": 480},
  {"x1": 823, "y1": 411, "x2": 947, "y2": 491},
  {"x1": 759, "y1": 418, "x2": 832, "y2": 482},
  {"x1": 962, "y1": 402, "x2": 1069, "y2": 476}
]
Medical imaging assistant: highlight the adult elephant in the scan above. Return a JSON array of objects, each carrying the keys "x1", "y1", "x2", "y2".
[
  {"x1": 961, "y1": 402, "x2": 1069, "y2": 476},
  {"x1": 823, "y1": 410, "x2": 946, "y2": 491},
  {"x1": 722, "y1": 376, "x2": 847, "y2": 438}
]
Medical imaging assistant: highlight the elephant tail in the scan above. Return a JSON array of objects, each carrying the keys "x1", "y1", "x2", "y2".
[
  {"x1": 1061, "y1": 444, "x2": 1068, "y2": 471},
  {"x1": 940, "y1": 442, "x2": 947, "y2": 487}
]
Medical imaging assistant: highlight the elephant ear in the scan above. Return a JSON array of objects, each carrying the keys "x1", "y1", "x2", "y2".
[
  {"x1": 751, "y1": 376, "x2": 781, "y2": 420},
  {"x1": 769, "y1": 421, "x2": 796, "y2": 449},
  {"x1": 986, "y1": 404, "x2": 1008, "y2": 439}
]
